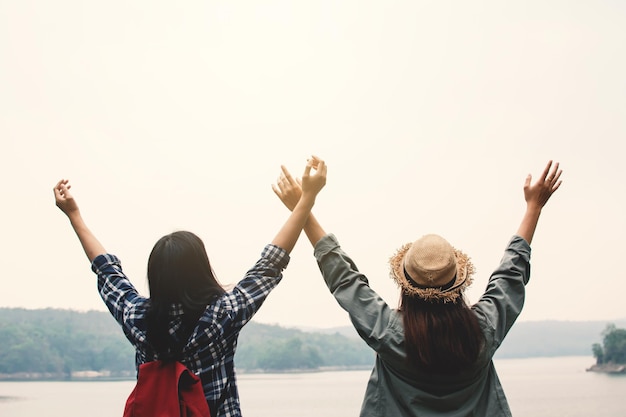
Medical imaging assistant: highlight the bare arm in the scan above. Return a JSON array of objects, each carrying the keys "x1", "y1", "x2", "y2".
[
  {"x1": 301, "y1": 213, "x2": 326, "y2": 248},
  {"x1": 270, "y1": 157, "x2": 327, "y2": 253},
  {"x1": 54, "y1": 179, "x2": 106, "y2": 262},
  {"x1": 516, "y1": 160, "x2": 563, "y2": 244},
  {"x1": 272, "y1": 164, "x2": 327, "y2": 248}
]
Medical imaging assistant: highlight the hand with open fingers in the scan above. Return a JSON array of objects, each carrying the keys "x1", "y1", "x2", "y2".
[
  {"x1": 272, "y1": 165, "x2": 302, "y2": 211},
  {"x1": 524, "y1": 160, "x2": 563, "y2": 210},
  {"x1": 54, "y1": 179, "x2": 79, "y2": 216}
]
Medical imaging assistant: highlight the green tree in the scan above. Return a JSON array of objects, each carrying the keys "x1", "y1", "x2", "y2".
[
  {"x1": 591, "y1": 343, "x2": 604, "y2": 365},
  {"x1": 602, "y1": 324, "x2": 626, "y2": 364}
]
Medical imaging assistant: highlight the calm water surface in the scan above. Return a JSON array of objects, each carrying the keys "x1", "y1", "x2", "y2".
[{"x1": 0, "y1": 356, "x2": 624, "y2": 416}]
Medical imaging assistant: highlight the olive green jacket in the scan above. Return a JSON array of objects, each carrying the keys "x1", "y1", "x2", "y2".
[{"x1": 314, "y1": 234, "x2": 531, "y2": 417}]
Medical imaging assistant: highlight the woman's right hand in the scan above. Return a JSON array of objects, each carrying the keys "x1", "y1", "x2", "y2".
[
  {"x1": 516, "y1": 160, "x2": 563, "y2": 244},
  {"x1": 54, "y1": 179, "x2": 80, "y2": 217},
  {"x1": 523, "y1": 160, "x2": 562, "y2": 211}
]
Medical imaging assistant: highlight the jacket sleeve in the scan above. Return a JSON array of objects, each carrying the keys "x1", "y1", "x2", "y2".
[
  {"x1": 472, "y1": 235, "x2": 531, "y2": 354},
  {"x1": 314, "y1": 234, "x2": 394, "y2": 351}
]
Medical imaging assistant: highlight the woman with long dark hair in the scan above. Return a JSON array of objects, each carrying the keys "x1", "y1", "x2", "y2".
[
  {"x1": 273, "y1": 159, "x2": 562, "y2": 417},
  {"x1": 54, "y1": 157, "x2": 327, "y2": 417}
]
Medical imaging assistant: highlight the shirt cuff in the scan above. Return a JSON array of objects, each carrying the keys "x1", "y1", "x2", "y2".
[
  {"x1": 91, "y1": 253, "x2": 122, "y2": 274},
  {"x1": 314, "y1": 234, "x2": 341, "y2": 261},
  {"x1": 509, "y1": 235, "x2": 532, "y2": 260},
  {"x1": 262, "y1": 244, "x2": 290, "y2": 270}
]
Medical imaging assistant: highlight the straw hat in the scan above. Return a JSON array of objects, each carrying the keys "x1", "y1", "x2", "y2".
[{"x1": 389, "y1": 234, "x2": 474, "y2": 303}]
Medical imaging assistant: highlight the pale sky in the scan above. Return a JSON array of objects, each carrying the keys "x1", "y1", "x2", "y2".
[{"x1": 1, "y1": 1, "x2": 625, "y2": 329}]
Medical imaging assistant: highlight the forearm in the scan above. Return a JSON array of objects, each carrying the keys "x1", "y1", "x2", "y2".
[
  {"x1": 303, "y1": 213, "x2": 326, "y2": 247},
  {"x1": 516, "y1": 205, "x2": 542, "y2": 245},
  {"x1": 67, "y1": 212, "x2": 107, "y2": 262},
  {"x1": 271, "y1": 195, "x2": 315, "y2": 254}
]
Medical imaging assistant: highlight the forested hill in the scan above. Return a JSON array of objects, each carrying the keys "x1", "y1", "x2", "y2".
[
  {"x1": 1, "y1": 308, "x2": 624, "y2": 379},
  {"x1": 0, "y1": 308, "x2": 373, "y2": 379},
  {"x1": 301, "y1": 319, "x2": 626, "y2": 359},
  {"x1": 496, "y1": 318, "x2": 626, "y2": 359},
  {"x1": 0, "y1": 308, "x2": 135, "y2": 378}
]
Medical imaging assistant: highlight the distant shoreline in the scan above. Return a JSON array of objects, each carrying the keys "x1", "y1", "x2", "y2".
[
  {"x1": 586, "y1": 363, "x2": 626, "y2": 374},
  {"x1": 0, "y1": 366, "x2": 373, "y2": 382},
  {"x1": 0, "y1": 371, "x2": 134, "y2": 382},
  {"x1": 4, "y1": 358, "x2": 618, "y2": 382},
  {"x1": 239, "y1": 365, "x2": 372, "y2": 374}
]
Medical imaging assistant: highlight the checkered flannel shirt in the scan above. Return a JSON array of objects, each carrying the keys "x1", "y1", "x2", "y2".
[{"x1": 91, "y1": 244, "x2": 290, "y2": 417}]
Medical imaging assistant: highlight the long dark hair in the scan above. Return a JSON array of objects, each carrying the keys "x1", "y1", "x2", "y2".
[
  {"x1": 400, "y1": 292, "x2": 483, "y2": 374},
  {"x1": 146, "y1": 231, "x2": 225, "y2": 356}
]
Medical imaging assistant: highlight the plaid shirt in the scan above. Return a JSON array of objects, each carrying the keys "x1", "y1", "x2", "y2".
[{"x1": 91, "y1": 244, "x2": 289, "y2": 417}]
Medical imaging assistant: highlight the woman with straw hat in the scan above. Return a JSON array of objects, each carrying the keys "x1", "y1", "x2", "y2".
[{"x1": 273, "y1": 158, "x2": 562, "y2": 417}]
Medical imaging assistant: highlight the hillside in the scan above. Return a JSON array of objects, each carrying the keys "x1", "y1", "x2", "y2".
[
  {"x1": 1, "y1": 308, "x2": 623, "y2": 379},
  {"x1": 495, "y1": 319, "x2": 626, "y2": 359},
  {"x1": 0, "y1": 308, "x2": 135, "y2": 378},
  {"x1": 237, "y1": 322, "x2": 373, "y2": 371},
  {"x1": 0, "y1": 308, "x2": 372, "y2": 379}
]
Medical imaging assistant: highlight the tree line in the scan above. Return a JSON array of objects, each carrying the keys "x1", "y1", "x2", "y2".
[
  {"x1": 3, "y1": 308, "x2": 625, "y2": 379},
  {"x1": 0, "y1": 308, "x2": 135, "y2": 377},
  {"x1": 236, "y1": 322, "x2": 373, "y2": 371},
  {"x1": 0, "y1": 308, "x2": 373, "y2": 379}
]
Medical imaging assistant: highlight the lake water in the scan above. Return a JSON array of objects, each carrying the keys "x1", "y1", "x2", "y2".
[{"x1": 0, "y1": 356, "x2": 624, "y2": 416}]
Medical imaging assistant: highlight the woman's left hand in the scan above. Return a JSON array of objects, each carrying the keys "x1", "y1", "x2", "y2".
[{"x1": 272, "y1": 165, "x2": 302, "y2": 212}]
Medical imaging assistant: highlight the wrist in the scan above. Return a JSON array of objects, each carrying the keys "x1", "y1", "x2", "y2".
[
  {"x1": 525, "y1": 204, "x2": 542, "y2": 216},
  {"x1": 67, "y1": 210, "x2": 84, "y2": 224},
  {"x1": 298, "y1": 193, "x2": 316, "y2": 207}
]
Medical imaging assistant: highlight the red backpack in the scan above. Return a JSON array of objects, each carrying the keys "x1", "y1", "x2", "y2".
[{"x1": 123, "y1": 360, "x2": 211, "y2": 417}]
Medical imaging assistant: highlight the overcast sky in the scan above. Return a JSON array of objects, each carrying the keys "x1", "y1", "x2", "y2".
[{"x1": 2, "y1": 1, "x2": 625, "y2": 329}]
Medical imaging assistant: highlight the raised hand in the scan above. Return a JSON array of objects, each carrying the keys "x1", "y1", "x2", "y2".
[
  {"x1": 273, "y1": 156, "x2": 326, "y2": 212},
  {"x1": 516, "y1": 160, "x2": 563, "y2": 244},
  {"x1": 54, "y1": 179, "x2": 79, "y2": 217},
  {"x1": 53, "y1": 179, "x2": 106, "y2": 261},
  {"x1": 523, "y1": 160, "x2": 562, "y2": 210},
  {"x1": 301, "y1": 155, "x2": 327, "y2": 199},
  {"x1": 272, "y1": 165, "x2": 302, "y2": 211},
  {"x1": 270, "y1": 156, "x2": 327, "y2": 253}
]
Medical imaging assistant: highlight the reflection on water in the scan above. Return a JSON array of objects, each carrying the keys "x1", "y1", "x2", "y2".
[{"x1": 0, "y1": 356, "x2": 624, "y2": 417}]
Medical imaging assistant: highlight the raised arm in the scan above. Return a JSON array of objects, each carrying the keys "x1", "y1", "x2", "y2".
[
  {"x1": 270, "y1": 157, "x2": 327, "y2": 253},
  {"x1": 273, "y1": 163, "x2": 394, "y2": 350},
  {"x1": 54, "y1": 179, "x2": 106, "y2": 262},
  {"x1": 516, "y1": 160, "x2": 563, "y2": 244},
  {"x1": 272, "y1": 163, "x2": 327, "y2": 247}
]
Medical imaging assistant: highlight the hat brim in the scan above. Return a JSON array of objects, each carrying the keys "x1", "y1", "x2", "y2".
[{"x1": 389, "y1": 242, "x2": 475, "y2": 303}]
